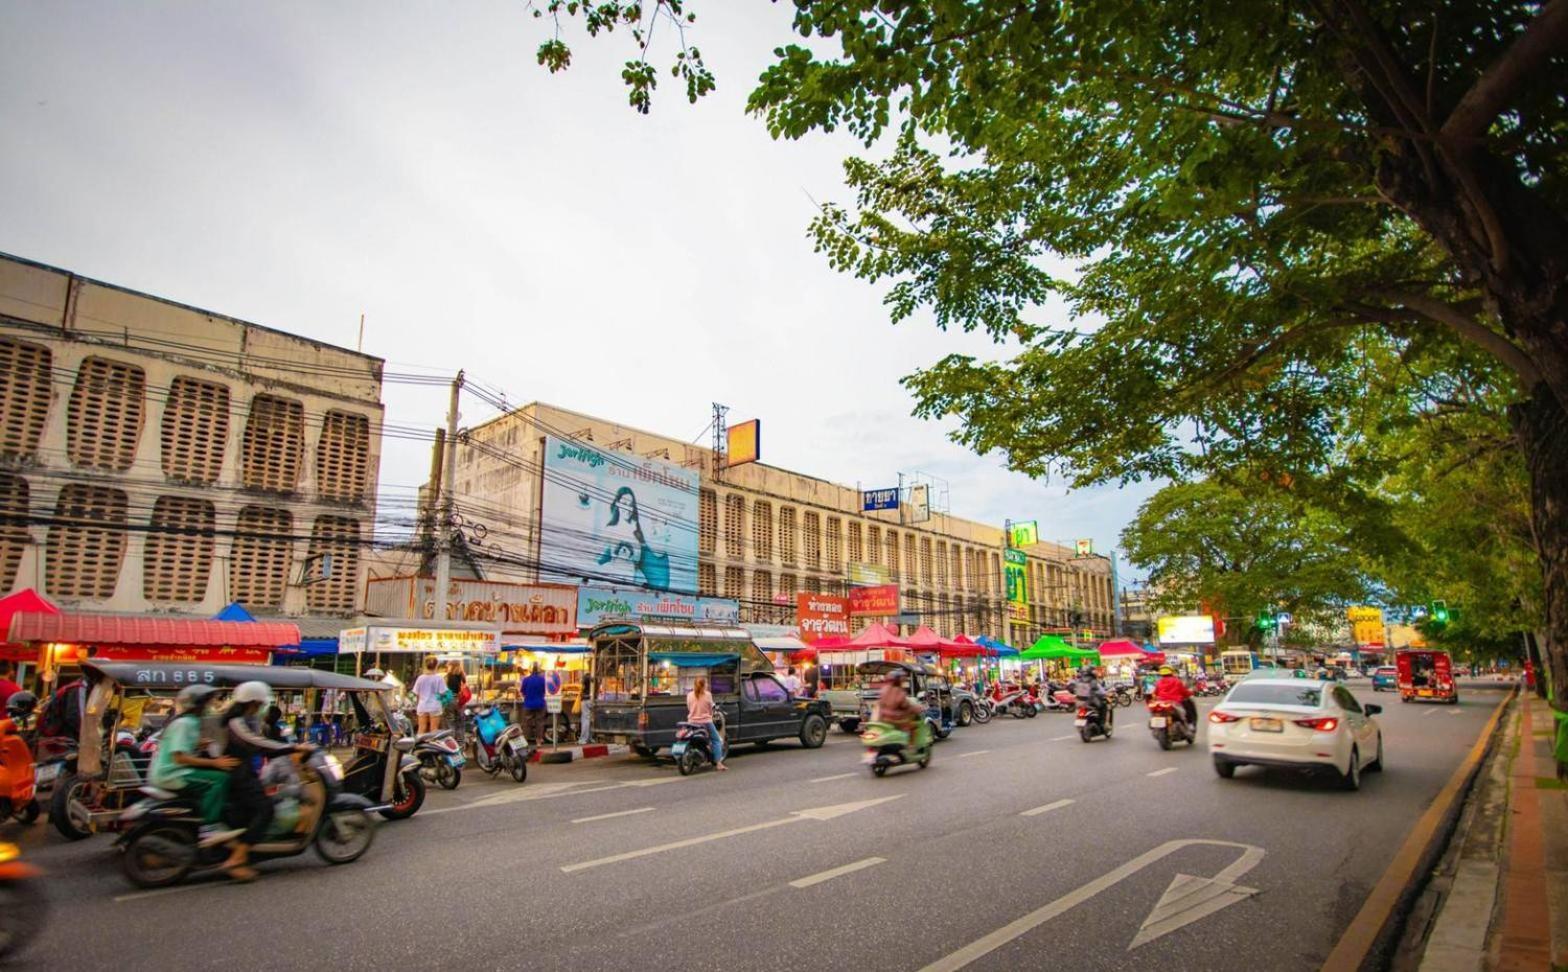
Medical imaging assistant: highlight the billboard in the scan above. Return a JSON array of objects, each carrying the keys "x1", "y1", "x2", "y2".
[
  {"x1": 1156, "y1": 615, "x2": 1216, "y2": 645},
  {"x1": 849, "y1": 584, "x2": 899, "y2": 617},
  {"x1": 862, "y1": 487, "x2": 899, "y2": 512},
  {"x1": 1347, "y1": 606, "x2": 1385, "y2": 646},
  {"x1": 726, "y1": 420, "x2": 760, "y2": 467},
  {"x1": 540, "y1": 435, "x2": 699, "y2": 594},
  {"x1": 1075, "y1": 538, "x2": 1094, "y2": 557},
  {"x1": 910, "y1": 484, "x2": 931, "y2": 523},
  {"x1": 1004, "y1": 548, "x2": 1029, "y2": 605},
  {"x1": 366, "y1": 577, "x2": 577, "y2": 636},
  {"x1": 576, "y1": 586, "x2": 740, "y2": 628},
  {"x1": 797, "y1": 593, "x2": 851, "y2": 643},
  {"x1": 1008, "y1": 521, "x2": 1039, "y2": 548}
]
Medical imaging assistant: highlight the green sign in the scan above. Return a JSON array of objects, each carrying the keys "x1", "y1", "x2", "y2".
[
  {"x1": 1004, "y1": 548, "x2": 1028, "y2": 605},
  {"x1": 1008, "y1": 521, "x2": 1039, "y2": 548}
]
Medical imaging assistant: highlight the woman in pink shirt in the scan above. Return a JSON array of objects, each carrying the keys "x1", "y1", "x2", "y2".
[{"x1": 685, "y1": 677, "x2": 726, "y2": 771}]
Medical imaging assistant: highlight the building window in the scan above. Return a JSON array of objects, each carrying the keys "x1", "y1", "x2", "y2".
[
  {"x1": 779, "y1": 507, "x2": 797, "y2": 565},
  {"x1": 920, "y1": 537, "x2": 933, "y2": 588},
  {"x1": 936, "y1": 541, "x2": 948, "y2": 590},
  {"x1": 0, "y1": 338, "x2": 51, "y2": 461},
  {"x1": 229, "y1": 507, "x2": 292, "y2": 611},
  {"x1": 160, "y1": 376, "x2": 230, "y2": 484},
  {"x1": 143, "y1": 496, "x2": 215, "y2": 602},
  {"x1": 752, "y1": 501, "x2": 772, "y2": 561},
  {"x1": 906, "y1": 535, "x2": 918, "y2": 587},
  {"x1": 698, "y1": 563, "x2": 716, "y2": 596},
  {"x1": 0, "y1": 474, "x2": 27, "y2": 591},
  {"x1": 951, "y1": 545, "x2": 964, "y2": 591},
  {"x1": 778, "y1": 573, "x2": 797, "y2": 599},
  {"x1": 306, "y1": 515, "x2": 360, "y2": 614},
  {"x1": 848, "y1": 521, "x2": 863, "y2": 564},
  {"x1": 67, "y1": 356, "x2": 145, "y2": 472},
  {"x1": 936, "y1": 593, "x2": 949, "y2": 637},
  {"x1": 885, "y1": 530, "x2": 899, "y2": 580},
  {"x1": 724, "y1": 494, "x2": 746, "y2": 559},
  {"x1": 990, "y1": 552, "x2": 1001, "y2": 597},
  {"x1": 47, "y1": 483, "x2": 127, "y2": 599},
  {"x1": 866, "y1": 526, "x2": 881, "y2": 566},
  {"x1": 803, "y1": 511, "x2": 821, "y2": 569},
  {"x1": 699, "y1": 488, "x2": 716, "y2": 556},
  {"x1": 803, "y1": 576, "x2": 821, "y2": 594},
  {"x1": 724, "y1": 566, "x2": 745, "y2": 601},
  {"x1": 826, "y1": 518, "x2": 842, "y2": 573},
  {"x1": 241, "y1": 394, "x2": 305, "y2": 493},
  {"x1": 316, "y1": 410, "x2": 372, "y2": 503},
  {"x1": 751, "y1": 571, "x2": 773, "y2": 618}
]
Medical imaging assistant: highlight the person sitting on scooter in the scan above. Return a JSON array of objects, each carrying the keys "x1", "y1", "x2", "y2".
[
  {"x1": 149, "y1": 685, "x2": 241, "y2": 841},
  {"x1": 1152, "y1": 666, "x2": 1197, "y2": 731},
  {"x1": 684, "y1": 677, "x2": 726, "y2": 772},
  {"x1": 875, "y1": 670, "x2": 922, "y2": 742},
  {"x1": 1073, "y1": 666, "x2": 1112, "y2": 728},
  {"x1": 220, "y1": 681, "x2": 310, "y2": 881}
]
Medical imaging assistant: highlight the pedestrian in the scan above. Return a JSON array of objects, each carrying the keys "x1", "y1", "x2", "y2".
[
  {"x1": 521, "y1": 664, "x2": 547, "y2": 749},
  {"x1": 411, "y1": 656, "x2": 447, "y2": 735},
  {"x1": 578, "y1": 673, "x2": 594, "y2": 744},
  {"x1": 444, "y1": 660, "x2": 469, "y2": 746},
  {"x1": 685, "y1": 676, "x2": 725, "y2": 771},
  {"x1": 782, "y1": 666, "x2": 802, "y2": 696},
  {"x1": 0, "y1": 662, "x2": 19, "y2": 710}
]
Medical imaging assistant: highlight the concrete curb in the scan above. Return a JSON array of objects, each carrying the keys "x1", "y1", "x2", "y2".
[{"x1": 527, "y1": 743, "x2": 630, "y2": 764}]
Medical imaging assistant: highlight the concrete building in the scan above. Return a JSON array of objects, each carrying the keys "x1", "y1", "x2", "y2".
[
  {"x1": 0, "y1": 253, "x2": 384, "y2": 620},
  {"x1": 449, "y1": 403, "x2": 1116, "y2": 643}
]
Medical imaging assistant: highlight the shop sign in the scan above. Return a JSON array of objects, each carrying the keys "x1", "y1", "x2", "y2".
[
  {"x1": 1156, "y1": 615, "x2": 1216, "y2": 645},
  {"x1": 577, "y1": 586, "x2": 740, "y2": 628},
  {"x1": 94, "y1": 646, "x2": 273, "y2": 665},
  {"x1": 339, "y1": 625, "x2": 501, "y2": 654},
  {"x1": 796, "y1": 593, "x2": 850, "y2": 644},
  {"x1": 1004, "y1": 548, "x2": 1029, "y2": 605},
  {"x1": 1008, "y1": 521, "x2": 1039, "y2": 548},
  {"x1": 849, "y1": 584, "x2": 899, "y2": 617},
  {"x1": 1075, "y1": 538, "x2": 1094, "y2": 557},
  {"x1": 861, "y1": 487, "x2": 899, "y2": 512},
  {"x1": 1347, "y1": 606, "x2": 1384, "y2": 646},
  {"x1": 366, "y1": 578, "x2": 578, "y2": 635},
  {"x1": 848, "y1": 562, "x2": 893, "y2": 586}
]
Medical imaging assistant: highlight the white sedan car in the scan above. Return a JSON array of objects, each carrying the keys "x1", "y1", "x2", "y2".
[{"x1": 1208, "y1": 677, "x2": 1384, "y2": 790}]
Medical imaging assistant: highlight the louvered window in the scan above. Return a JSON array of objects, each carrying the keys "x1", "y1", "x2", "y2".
[
  {"x1": 936, "y1": 542, "x2": 948, "y2": 589},
  {"x1": 67, "y1": 357, "x2": 145, "y2": 471},
  {"x1": 699, "y1": 489, "x2": 716, "y2": 555},
  {"x1": 241, "y1": 394, "x2": 305, "y2": 493},
  {"x1": 160, "y1": 376, "x2": 229, "y2": 484},
  {"x1": 803, "y1": 512, "x2": 821, "y2": 569},
  {"x1": 751, "y1": 571, "x2": 772, "y2": 608},
  {"x1": 906, "y1": 535, "x2": 918, "y2": 587},
  {"x1": 951, "y1": 545, "x2": 964, "y2": 591},
  {"x1": 803, "y1": 576, "x2": 821, "y2": 594},
  {"x1": 0, "y1": 474, "x2": 27, "y2": 590},
  {"x1": 306, "y1": 516, "x2": 360, "y2": 613},
  {"x1": 698, "y1": 563, "x2": 715, "y2": 596},
  {"x1": 143, "y1": 496, "x2": 215, "y2": 602},
  {"x1": 723, "y1": 566, "x2": 744, "y2": 601},
  {"x1": 779, "y1": 507, "x2": 797, "y2": 565},
  {"x1": 866, "y1": 526, "x2": 881, "y2": 566},
  {"x1": 826, "y1": 518, "x2": 842, "y2": 572},
  {"x1": 724, "y1": 494, "x2": 746, "y2": 559},
  {"x1": 885, "y1": 531, "x2": 899, "y2": 580},
  {"x1": 778, "y1": 573, "x2": 796, "y2": 598},
  {"x1": 920, "y1": 538, "x2": 933, "y2": 588},
  {"x1": 47, "y1": 484, "x2": 127, "y2": 599},
  {"x1": 751, "y1": 501, "x2": 772, "y2": 561},
  {"x1": 848, "y1": 521, "x2": 863, "y2": 564},
  {"x1": 0, "y1": 338, "x2": 51, "y2": 460},
  {"x1": 317, "y1": 410, "x2": 371, "y2": 502},
  {"x1": 230, "y1": 507, "x2": 292, "y2": 610}
]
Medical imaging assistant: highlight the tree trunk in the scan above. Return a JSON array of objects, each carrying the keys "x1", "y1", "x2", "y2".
[{"x1": 1512, "y1": 383, "x2": 1568, "y2": 765}]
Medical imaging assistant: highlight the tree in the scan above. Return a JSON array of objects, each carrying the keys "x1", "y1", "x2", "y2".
[{"x1": 533, "y1": 0, "x2": 1568, "y2": 756}]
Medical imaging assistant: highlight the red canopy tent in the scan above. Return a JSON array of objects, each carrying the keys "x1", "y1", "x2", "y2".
[
  {"x1": 792, "y1": 621, "x2": 905, "y2": 660},
  {"x1": 0, "y1": 588, "x2": 59, "y2": 663}
]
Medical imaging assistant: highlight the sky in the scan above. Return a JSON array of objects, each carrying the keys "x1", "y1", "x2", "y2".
[{"x1": 0, "y1": 1, "x2": 1157, "y2": 582}]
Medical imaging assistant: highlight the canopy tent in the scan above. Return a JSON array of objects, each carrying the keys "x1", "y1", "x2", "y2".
[
  {"x1": 213, "y1": 602, "x2": 257, "y2": 623},
  {"x1": 1096, "y1": 639, "x2": 1146, "y2": 657},
  {"x1": 0, "y1": 588, "x2": 59, "y2": 663},
  {"x1": 974, "y1": 635, "x2": 1019, "y2": 658},
  {"x1": 1021, "y1": 635, "x2": 1100, "y2": 664}
]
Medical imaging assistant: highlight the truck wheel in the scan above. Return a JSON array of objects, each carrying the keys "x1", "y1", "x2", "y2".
[{"x1": 799, "y1": 714, "x2": 828, "y2": 749}]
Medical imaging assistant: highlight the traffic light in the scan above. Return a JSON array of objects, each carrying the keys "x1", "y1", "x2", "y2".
[
  {"x1": 1432, "y1": 600, "x2": 1450, "y2": 624},
  {"x1": 1256, "y1": 613, "x2": 1277, "y2": 632}
]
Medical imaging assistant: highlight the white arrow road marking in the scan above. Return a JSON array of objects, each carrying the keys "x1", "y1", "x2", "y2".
[
  {"x1": 789, "y1": 857, "x2": 886, "y2": 888},
  {"x1": 1127, "y1": 870, "x2": 1260, "y2": 949},
  {"x1": 1147, "y1": 767, "x2": 1179, "y2": 778},
  {"x1": 560, "y1": 795, "x2": 903, "y2": 873},
  {"x1": 572, "y1": 806, "x2": 655, "y2": 824},
  {"x1": 918, "y1": 839, "x2": 1265, "y2": 972},
  {"x1": 1020, "y1": 799, "x2": 1074, "y2": 817}
]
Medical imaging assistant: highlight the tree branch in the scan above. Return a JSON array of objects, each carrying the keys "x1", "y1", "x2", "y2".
[
  {"x1": 1442, "y1": 0, "x2": 1568, "y2": 142},
  {"x1": 1382, "y1": 294, "x2": 1544, "y2": 387}
]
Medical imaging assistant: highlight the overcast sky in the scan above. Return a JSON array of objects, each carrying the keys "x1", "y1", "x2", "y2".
[{"x1": 0, "y1": 1, "x2": 1157, "y2": 581}]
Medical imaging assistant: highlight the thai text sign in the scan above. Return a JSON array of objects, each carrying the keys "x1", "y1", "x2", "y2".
[
  {"x1": 849, "y1": 584, "x2": 899, "y2": 617},
  {"x1": 848, "y1": 562, "x2": 892, "y2": 586},
  {"x1": 540, "y1": 435, "x2": 699, "y2": 594},
  {"x1": 1347, "y1": 606, "x2": 1384, "y2": 646},
  {"x1": 1004, "y1": 548, "x2": 1029, "y2": 605},
  {"x1": 1008, "y1": 521, "x2": 1039, "y2": 548},
  {"x1": 339, "y1": 625, "x2": 501, "y2": 654},
  {"x1": 797, "y1": 593, "x2": 851, "y2": 643},
  {"x1": 862, "y1": 487, "x2": 899, "y2": 511},
  {"x1": 576, "y1": 586, "x2": 740, "y2": 628},
  {"x1": 366, "y1": 577, "x2": 577, "y2": 636}
]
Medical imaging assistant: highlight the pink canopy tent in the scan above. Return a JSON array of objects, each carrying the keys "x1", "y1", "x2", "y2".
[
  {"x1": 0, "y1": 588, "x2": 59, "y2": 663},
  {"x1": 1098, "y1": 638, "x2": 1165, "y2": 666},
  {"x1": 792, "y1": 621, "x2": 905, "y2": 660}
]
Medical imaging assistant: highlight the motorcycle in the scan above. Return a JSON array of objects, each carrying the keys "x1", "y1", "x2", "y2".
[
  {"x1": 116, "y1": 749, "x2": 377, "y2": 888},
  {"x1": 1075, "y1": 701, "x2": 1114, "y2": 742},
  {"x1": 1109, "y1": 684, "x2": 1135, "y2": 707},
  {"x1": 0, "y1": 709, "x2": 40, "y2": 825},
  {"x1": 969, "y1": 697, "x2": 994, "y2": 724},
  {"x1": 861, "y1": 720, "x2": 933, "y2": 777},
  {"x1": 0, "y1": 839, "x2": 46, "y2": 960},
  {"x1": 988, "y1": 684, "x2": 1032, "y2": 719},
  {"x1": 1044, "y1": 689, "x2": 1077, "y2": 712},
  {"x1": 467, "y1": 704, "x2": 528, "y2": 783},
  {"x1": 671, "y1": 720, "x2": 720, "y2": 776},
  {"x1": 1146, "y1": 699, "x2": 1195, "y2": 750},
  {"x1": 414, "y1": 732, "x2": 465, "y2": 790}
]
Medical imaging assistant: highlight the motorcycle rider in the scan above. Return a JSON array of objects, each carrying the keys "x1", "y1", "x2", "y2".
[
  {"x1": 1073, "y1": 665, "x2": 1112, "y2": 730},
  {"x1": 220, "y1": 681, "x2": 310, "y2": 881},
  {"x1": 1152, "y1": 666, "x2": 1198, "y2": 733},
  {"x1": 875, "y1": 669, "x2": 922, "y2": 745},
  {"x1": 148, "y1": 684, "x2": 241, "y2": 842}
]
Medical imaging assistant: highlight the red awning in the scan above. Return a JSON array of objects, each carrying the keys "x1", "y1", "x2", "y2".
[
  {"x1": 0, "y1": 588, "x2": 61, "y2": 662},
  {"x1": 8, "y1": 613, "x2": 301, "y2": 648}
]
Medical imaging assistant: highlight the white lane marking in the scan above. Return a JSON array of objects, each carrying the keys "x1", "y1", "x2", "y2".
[
  {"x1": 957, "y1": 750, "x2": 991, "y2": 758},
  {"x1": 1422, "y1": 710, "x2": 1438, "y2": 718},
  {"x1": 572, "y1": 806, "x2": 655, "y2": 824},
  {"x1": 1147, "y1": 767, "x2": 1178, "y2": 778},
  {"x1": 919, "y1": 839, "x2": 1265, "y2": 971},
  {"x1": 789, "y1": 856, "x2": 887, "y2": 889},
  {"x1": 1050, "y1": 734, "x2": 1076, "y2": 741},
  {"x1": 115, "y1": 882, "x2": 218, "y2": 903},
  {"x1": 1020, "y1": 799, "x2": 1074, "y2": 817},
  {"x1": 422, "y1": 780, "x2": 619, "y2": 816},
  {"x1": 560, "y1": 795, "x2": 903, "y2": 873},
  {"x1": 809, "y1": 773, "x2": 856, "y2": 783}
]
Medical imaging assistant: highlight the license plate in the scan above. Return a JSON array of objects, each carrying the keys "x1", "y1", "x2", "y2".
[
  {"x1": 1149, "y1": 716, "x2": 1167, "y2": 728},
  {"x1": 35, "y1": 764, "x2": 59, "y2": 785},
  {"x1": 1073, "y1": 719, "x2": 1087, "y2": 727},
  {"x1": 447, "y1": 754, "x2": 467, "y2": 768},
  {"x1": 1419, "y1": 690, "x2": 1432, "y2": 696},
  {"x1": 670, "y1": 742, "x2": 687, "y2": 756},
  {"x1": 1249, "y1": 717, "x2": 1283, "y2": 732}
]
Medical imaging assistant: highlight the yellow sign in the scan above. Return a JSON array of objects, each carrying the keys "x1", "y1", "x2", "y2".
[
  {"x1": 726, "y1": 420, "x2": 760, "y2": 467},
  {"x1": 1347, "y1": 606, "x2": 1384, "y2": 646}
]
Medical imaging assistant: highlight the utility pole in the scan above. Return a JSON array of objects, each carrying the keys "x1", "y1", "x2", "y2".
[
  {"x1": 433, "y1": 371, "x2": 464, "y2": 619},
  {"x1": 1001, "y1": 520, "x2": 1012, "y2": 649}
]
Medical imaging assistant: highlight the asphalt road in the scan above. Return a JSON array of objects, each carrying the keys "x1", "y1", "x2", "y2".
[{"x1": 10, "y1": 677, "x2": 1512, "y2": 971}]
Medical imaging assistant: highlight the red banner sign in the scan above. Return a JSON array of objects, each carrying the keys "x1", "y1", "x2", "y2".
[
  {"x1": 796, "y1": 593, "x2": 851, "y2": 644},
  {"x1": 849, "y1": 584, "x2": 900, "y2": 617}
]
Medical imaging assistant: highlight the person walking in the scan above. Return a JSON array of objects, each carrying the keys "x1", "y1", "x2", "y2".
[
  {"x1": 520, "y1": 664, "x2": 547, "y2": 750},
  {"x1": 411, "y1": 656, "x2": 447, "y2": 736},
  {"x1": 781, "y1": 666, "x2": 802, "y2": 696},
  {"x1": 444, "y1": 661, "x2": 469, "y2": 746},
  {"x1": 578, "y1": 673, "x2": 594, "y2": 745},
  {"x1": 685, "y1": 676, "x2": 725, "y2": 771}
]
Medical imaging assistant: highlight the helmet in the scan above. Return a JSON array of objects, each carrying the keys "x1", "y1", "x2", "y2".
[
  {"x1": 232, "y1": 681, "x2": 272, "y2": 707},
  {"x1": 1079, "y1": 665, "x2": 1097, "y2": 678},
  {"x1": 175, "y1": 684, "x2": 220, "y2": 714},
  {"x1": 5, "y1": 690, "x2": 37, "y2": 717},
  {"x1": 1158, "y1": 666, "x2": 1175, "y2": 676}
]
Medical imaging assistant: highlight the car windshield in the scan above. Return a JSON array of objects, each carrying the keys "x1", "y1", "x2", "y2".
[{"x1": 1227, "y1": 683, "x2": 1323, "y2": 707}]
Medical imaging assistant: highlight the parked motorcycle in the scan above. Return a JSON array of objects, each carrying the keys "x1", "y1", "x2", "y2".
[
  {"x1": 861, "y1": 721, "x2": 933, "y2": 776},
  {"x1": 988, "y1": 684, "x2": 1032, "y2": 719},
  {"x1": 0, "y1": 839, "x2": 46, "y2": 960},
  {"x1": 1146, "y1": 699, "x2": 1195, "y2": 750},
  {"x1": 1075, "y1": 701, "x2": 1114, "y2": 742},
  {"x1": 1044, "y1": 689, "x2": 1078, "y2": 713},
  {"x1": 414, "y1": 732, "x2": 465, "y2": 790},
  {"x1": 969, "y1": 698, "x2": 994, "y2": 724},
  {"x1": 467, "y1": 704, "x2": 528, "y2": 783},
  {"x1": 0, "y1": 700, "x2": 40, "y2": 825},
  {"x1": 672, "y1": 720, "x2": 720, "y2": 775}
]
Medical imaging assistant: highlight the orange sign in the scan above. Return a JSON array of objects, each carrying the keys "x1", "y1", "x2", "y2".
[
  {"x1": 849, "y1": 584, "x2": 899, "y2": 617},
  {"x1": 726, "y1": 420, "x2": 761, "y2": 467},
  {"x1": 796, "y1": 593, "x2": 850, "y2": 643}
]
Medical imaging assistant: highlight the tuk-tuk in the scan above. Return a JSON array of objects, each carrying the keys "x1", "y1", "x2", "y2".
[
  {"x1": 49, "y1": 661, "x2": 421, "y2": 841},
  {"x1": 852, "y1": 660, "x2": 958, "y2": 740},
  {"x1": 1396, "y1": 649, "x2": 1459, "y2": 704}
]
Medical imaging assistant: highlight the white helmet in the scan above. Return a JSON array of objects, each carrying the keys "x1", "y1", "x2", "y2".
[{"x1": 232, "y1": 681, "x2": 272, "y2": 707}]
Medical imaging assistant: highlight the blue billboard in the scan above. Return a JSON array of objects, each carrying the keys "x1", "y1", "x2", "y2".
[{"x1": 862, "y1": 487, "x2": 899, "y2": 511}]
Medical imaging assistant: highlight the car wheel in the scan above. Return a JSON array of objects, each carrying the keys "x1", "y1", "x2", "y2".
[
  {"x1": 1340, "y1": 747, "x2": 1362, "y2": 791},
  {"x1": 958, "y1": 703, "x2": 974, "y2": 727},
  {"x1": 799, "y1": 714, "x2": 828, "y2": 749},
  {"x1": 632, "y1": 744, "x2": 657, "y2": 758},
  {"x1": 1367, "y1": 735, "x2": 1383, "y2": 773},
  {"x1": 1213, "y1": 758, "x2": 1235, "y2": 779}
]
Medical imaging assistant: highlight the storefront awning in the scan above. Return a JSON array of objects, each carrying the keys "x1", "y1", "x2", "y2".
[
  {"x1": 649, "y1": 651, "x2": 738, "y2": 668},
  {"x1": 8, "y1": 612, "x2": 301, "y2": 648}
]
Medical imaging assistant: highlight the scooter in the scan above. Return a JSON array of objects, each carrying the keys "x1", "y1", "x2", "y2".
[
  {"x1": 414, "y1": 732, "x2": 465, "y2": 790},
  {"x1": 1075, "y1": 700, "x2": 1114, "y2": 742},
  {"x1": 0, "y1": 839, "x2": 46, "y2": 960},
  {"x1": 988, "y1": 684, "x2": 1032, "y2": 719},
  {"x1": 0, "y1": 711, "x2": 39, "y2": 825},
  {"x1": 467, "y1": 704, "x2": 528, "y2": 783},
  {"x1": 1146, "y1": 699, "x2": 1195, "y2": 750},
  {"x1": 862, "y1": 720, "x2": 933, "y2": 776},
  {"x1": 672, "y1": 721, "x2": 719, "y2": 776},
  {"x1": 116, "y1": 749, "x2": 377, "y2": 888},
  {"x1": 1044, "y1": 689, "x2": 1077, "y2": 713}
]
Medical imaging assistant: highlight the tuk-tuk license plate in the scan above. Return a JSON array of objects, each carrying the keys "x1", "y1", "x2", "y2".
[
  {"x1": 1149, "y1": 716, "x2": 1167, "y2": 728},
  {"x1": 1073, "y1": 718, "x2": 1087, "y2": 727},
  {"x1": 1250, "y1": 717, "x2": 1283, "y2": 732},
  {"x1": 35, "y1": 763, "x2": 59, "y2": 785}
]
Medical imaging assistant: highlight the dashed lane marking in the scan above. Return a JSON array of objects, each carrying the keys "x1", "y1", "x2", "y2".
[
  {"x1": 1020, "y1": 799, "x2": 1074, "y2": 817},
  {"x1": 809, "y1": 773, "x2": 856, "y2": 783},
  {"x1": 956, "y1": 750, "x2": 991, "y2": 758},
  {"x1": 1147, "y1": 767, "x2": 1178, "y2": 778},
  {"x1": 572, "y1": 806, "x2": 656, "y2": 824},
  {"x1": 789, "y1": 857, "x2": 887, "y2": 889}
]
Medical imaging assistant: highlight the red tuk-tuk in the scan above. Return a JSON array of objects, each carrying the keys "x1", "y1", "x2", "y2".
[{"x1": 1396, "y1": 649, "x2": 1458, "y2": 704}]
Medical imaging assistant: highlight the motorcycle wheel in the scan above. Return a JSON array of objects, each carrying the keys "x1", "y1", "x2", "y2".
[
  {"x1": 17, "y1": 799, "x2": 40, "y2": 825},
  {"x1": 435, "y1": 761, "x2": 461, "y2": 791},
  {"x1": 917, "y1": 749, "x2": 931, "y2": 769},
  {"x1": 0, "y1": 874, "x2": 47, "y2": 960},
  {"x1": 1157, "y1": 729, "x2": 1172, "y2": 751},
  {"x1": 872, "y1": 763, "x2": 888, "y2": 777},
  {"x1": 1080, "y1": 726, "x2": 1094, "y2": 743},
  {"x1": 316, "y1": 810, "x2": 376, "y2": 865},
  {"x1": 508, "y1": 753, "x2": 528, "y2": 783},
  {"x1": 380, "y1": 771, "x2": 426, "y2": 820},
  {"x1": 480, "y1": 751, "x2": 502, "y2": 776},
  {"x1": 49, "y1": 775, "x2": 92, "y2": 841},
  {"x1": 972, "y1": 704, "x2": 992, "y2": 724},
  {"x1": 677, "y1": 749, "x2": 702, "y2": 776},
  {"x1": 1011, "y1": 707, "x2": 1028, "y2": 719},
  {"x1": 1025, "y1": 706, "x2": 1038, "y2": 718},
  {"x1": 121, "y1": 823, "x2": 195, "y2": 889}
]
